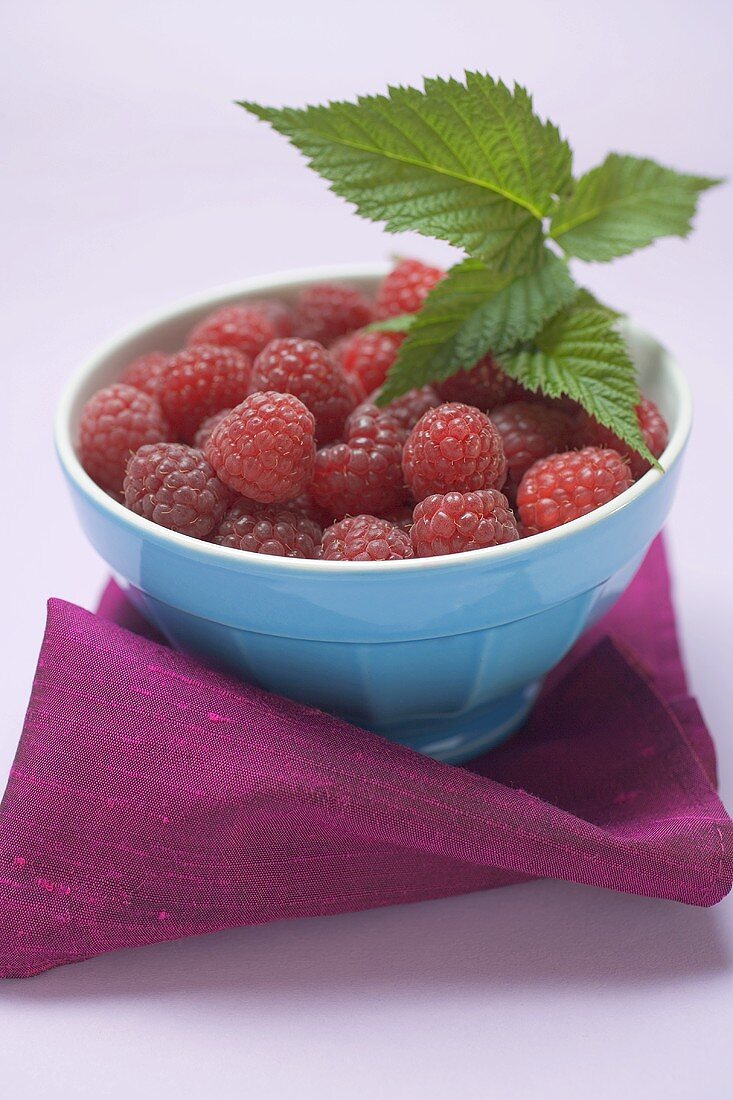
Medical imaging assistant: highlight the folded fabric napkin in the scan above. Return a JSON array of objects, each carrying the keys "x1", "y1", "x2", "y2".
[{"x1": 1, "y1": 536, "x2": 731, "y2": 979}]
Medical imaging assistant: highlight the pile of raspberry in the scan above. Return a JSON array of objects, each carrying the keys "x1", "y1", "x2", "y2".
[{"x1": 77, "y1": 259, "x2": 668, "y2": 561}]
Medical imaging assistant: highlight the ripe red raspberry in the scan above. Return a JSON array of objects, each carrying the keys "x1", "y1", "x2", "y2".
[
  {"x1": 78, "y1": 383, "x2": 171, "y2": 493},
  {"x1": 411, "y1": 490, "x2": 519, "y2": 557},
  {"x1": 205, "y1": 391, "x2": 315, "y2": 503},
  {"x1": 192, "y1": 408, "x2": 232, "y2": 450},
  {"x1": 120, "y1": 351, "x2": 169, "y2": 397},
  {"x1": 575, "y1": 398, "x2": 669, "y2": 480},
  {"x1": 321, "y1": 515, "x2": 414, "y2": 561},
  {"x1": 338, "y1": 330, "x2": 404, "y2": 394},
  {"x1": 158, "y1": 345, "x2": 252, "y2": 441},
  {"x1": 436, "y1": 354, "x2": 528, "y2": 411},
  {"x1": 365, "y1": 386, "x2": 442, "y2": 437},
  {"x1": 214, "y1": 499, "x2": 322, "y2": 558},
  {"x1": 347, "y1": 387, "x2": 442, "y2": 448},
  {"x1": 188, "y1": 305, "x2": 277, "y2": 359},
  {"x1": 311, "y1": 406, "x2": 408, "y2": 518},
  {"x1": 490, "y1": 401, "x2": 576, "y2": 504},
  {"x1": 123, "y1": 443, "x2": 231, "y2": 539},
  {"x1": 250, "y1": 298, "x2": 293, "y2": 337},
  {"x1": 402, "y1": 402, "x2": 507, "y2": 500},
  {"x1": 292, "y1": 283, "x2": 375, "y2": 345},
  {"x1": 250, "y1": 338, "x2": 355, "y2": 444},
  {"x1": 375, "y1": 259, "x2": 444, "y2": 318},
  {"x1": 517, "y1": 447, "x2": 634, "y2": 534}
]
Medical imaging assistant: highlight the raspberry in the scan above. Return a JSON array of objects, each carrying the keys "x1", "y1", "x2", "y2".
[
  {"x1": 158, "y1": 345, "x2": 251, "y2": 441},
  {"x1": 311, "y1": 406, "x2": 407, "y2": 518},
  {"x1": 517, "y1": 447, "x2": 634, "y2": 534},
  {"x1": 402, "y1": 402, "x2": 507, "y2": 500},
  {"x1": 292, "y1": 283, "x2": 375, "y2": 345},
  {"x1": 375, "y1": 259, "x2": 443, "y2": 318},
  {"x1": 411, "y1": 490, "x2": 519, "y2": 557},
  {"x1": 364, "y1": 386, "x2": 442, "y2": 437},
  {"x1": 120, "y1": 351, "x2": 169, "y2": 397},
  {"x1": 214, "y1": 499, "x2": 322, "y2": 558},
  {"x1": 188, "y1": 305, "x2": 277, "y2": 359},
  {"x1": 78, "y1": 383, "x2": 171, "y2": 493},
  {"x1": 123, "y1": 443, "x2": 231, "y2": 539},
  {"x1": 339, "y1": 330, "x2": 404, "y2": 394},
  {"x1": 192, "y1": 408, "x2": 232, "y2": 450},
  {"x1": 249, "y1": 298, "x2": 293, "y2": 337},
  {"x1": 576, "y1": 398, "x2": 669, "y2": 480},
  {"x1": 490, "y1": 401, "x2": 576, "y2": 504},
  {"x1": 250, "y1": 338, "x2": 355, "y2": 445},
  {"x1": 321, "y1": 515, "x2": 414, "y2": 561},
  {"x1": 436, "y1": 354, "x2": 528, "y2": 411},
  {"x1": 205, "y1": 391, "x2": 315, "y2": 503}
]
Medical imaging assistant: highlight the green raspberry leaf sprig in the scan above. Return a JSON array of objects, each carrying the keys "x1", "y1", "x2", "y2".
[
  {"x1": 377, "y1": 252, "x2": 576, "y2": 404},
  {"x1": 240, "y1": 74, "x2": 571, "y2": 276},
  {"x1": 501, "y1": 299, "x2": 655, "y2": 465},
  {"x1": 240, "y1": 72, "x2": 721, "y2": 450},
  {"x1": 550, "y1": 154, "x2": 721, "y2": 261}
]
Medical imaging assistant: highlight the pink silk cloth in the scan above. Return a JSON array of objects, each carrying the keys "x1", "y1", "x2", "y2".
[{"x1": 1, "y1": 536, "x2": 731, "y2": 979}]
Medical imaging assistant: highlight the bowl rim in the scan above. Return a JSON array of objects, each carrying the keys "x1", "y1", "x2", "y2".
[{"x1": 55, "y1": 261, "x2": 693, "y2": 575}]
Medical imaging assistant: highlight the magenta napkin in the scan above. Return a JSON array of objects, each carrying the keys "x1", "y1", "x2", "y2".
[{"x1": 1, "y1": 537, "x2": 731, "y2": 979}]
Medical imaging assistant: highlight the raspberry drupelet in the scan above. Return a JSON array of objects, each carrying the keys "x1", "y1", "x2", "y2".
[
  {"x1": 188, "y1": 305, "x2": 277, "y2": 360},
  {"x1": 158, "y1": 345, "x2": 252, "y2": 441},
  {"x1": 250, "y1": 337, "x2": 355, "y2": 445},
  {"x1": 78, "y1": 383, "x2": 172, "y2": 493},
  {"x1": 214, "y1": 499, "x2": 322, "y2": 558},
  {"x1": 205, "y1": 391, "x2": 316, "y2": 503},
  {"x1": 517, "y1": 447, "x2": 634, "y2": 534},
  {"x1": 402, "y1": 402, "x2": 507, "y2": 500},
  {"x1": 123, "y1": 443, "x2": 231, "y2": 539},
  {"x1": 411, "y1": 490, "x2": 519, "y2": 557},
  {"x1": 436, "y1": 354, "x2": 528, "y2": 412},
  {"x1": 310, "y1": 406, "x2": 408, "y2": 518},
  {"x1": 375, "y1": 259, "x2": 444, "y2": 318},
  {"x1": 321, "y1": 515, "x2": 414, "y2": 561},
  {"x1": 292, "y1": 283, "x2": 375, "y2": 345}
]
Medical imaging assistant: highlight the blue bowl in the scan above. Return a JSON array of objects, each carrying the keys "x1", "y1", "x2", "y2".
[{"x1": 55, "y1": 264, "x2": 691, "y2": 764}]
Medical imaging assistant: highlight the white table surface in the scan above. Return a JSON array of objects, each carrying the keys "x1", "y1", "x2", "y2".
[{"x1": 2, "y1": 1, "x2": 732, "y2": 1095}]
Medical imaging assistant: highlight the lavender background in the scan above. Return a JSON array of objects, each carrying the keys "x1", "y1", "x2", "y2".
[{"x1": 2, "y1": 1, "x2": 732, "y2": 1096}]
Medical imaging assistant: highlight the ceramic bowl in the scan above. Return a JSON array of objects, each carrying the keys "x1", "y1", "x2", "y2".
[{"x1": 55, "y1": 263, "x2": 692, "y2": 764}]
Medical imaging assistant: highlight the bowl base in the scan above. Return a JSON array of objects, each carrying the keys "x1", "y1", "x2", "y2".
[{"x1": 365, "y1": 681, "x2": 542, "y2": 765}]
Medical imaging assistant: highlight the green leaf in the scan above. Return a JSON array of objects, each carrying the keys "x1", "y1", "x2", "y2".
[
  {"x1": 550, "y1": 153, "x2": 721, "y2": 261},
  {"x1": 377, "y1": 251, "x2": 577, "y2": 404},
  {"x1": 500, "y1": 301, "x2": 656, "y2": 464},
  {"x1": 240, "y1": 73, "x2": 571, "y2": 275},
  {"x1": 571, "y1": 288, "x2": 624, "y2": 319},
  {"x1": 364, "y1": 314, "x2": 415, "y2": 334}
]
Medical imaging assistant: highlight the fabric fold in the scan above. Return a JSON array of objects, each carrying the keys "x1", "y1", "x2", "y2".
[{"x1": 1, "y1": 536, "x2": 731, "y2": 979}]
